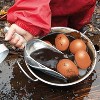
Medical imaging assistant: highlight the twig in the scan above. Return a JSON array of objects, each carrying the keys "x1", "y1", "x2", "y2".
[{"x1": 0, "y1": 14, "x2": 7, "y2": 20}]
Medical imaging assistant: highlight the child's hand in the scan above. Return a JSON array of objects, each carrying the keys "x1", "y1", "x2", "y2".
[{"x1": 5, "y1": 24, "x2": 38, "y2": 49}]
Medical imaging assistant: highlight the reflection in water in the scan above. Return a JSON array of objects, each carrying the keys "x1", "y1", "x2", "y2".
[
  {"x1": 0, "y1": 55, "x2": 17, "y2": 94},
  {"x1": 0, "y1": 54, "x2": 99, "y2": 99}
]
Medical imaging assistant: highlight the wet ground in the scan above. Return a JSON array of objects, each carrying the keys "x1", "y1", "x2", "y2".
[{"x1": 0, "y1": 0, "x2": 100, "y2": 100}]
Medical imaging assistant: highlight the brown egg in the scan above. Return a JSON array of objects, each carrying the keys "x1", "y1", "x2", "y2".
[
  {"x1": 44, "y1": 40, "x2": 52, "y2": 45},
  {"x1": 55, "y1": 34, "x2": 69, "y2": 51},
  {"x1": 75, "y1": 50, "x2": 91, "y2": 69},
  {"x1": 69, "y1": 39, "x2": 86, "y2": 54},
  {"x1": 57, "y1": 59, "x2": 79, "y2": 78}
]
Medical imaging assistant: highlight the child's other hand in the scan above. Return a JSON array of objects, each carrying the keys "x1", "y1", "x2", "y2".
[{"x1": 5, "y1": 24, "x2": 38, "y2": 49}]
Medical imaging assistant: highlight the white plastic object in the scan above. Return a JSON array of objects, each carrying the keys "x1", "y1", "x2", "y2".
[{"x1": 0, "y1": 44, "x2": 9, "y2": 63}]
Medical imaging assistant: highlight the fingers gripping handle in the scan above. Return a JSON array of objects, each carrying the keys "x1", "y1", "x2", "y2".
[{"x1": 4, "y1": 27, "x2": 27, "y2": 46}]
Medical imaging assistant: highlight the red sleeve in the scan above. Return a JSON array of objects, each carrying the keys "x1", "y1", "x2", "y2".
[
  {"x1": 68, "y1": 0, "x2": 96, "y2": 30},
  {"x1": 7, "y1": 0, "x2": 51, "y2": 36}
]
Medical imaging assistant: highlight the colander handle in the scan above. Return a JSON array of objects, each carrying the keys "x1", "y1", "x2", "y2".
[
  {"x1": 82, "y1": 26, "x2": 100, "y2": 53},
  {"x1": 17, "y1": 61, "x2": 38, "y2": 82}
]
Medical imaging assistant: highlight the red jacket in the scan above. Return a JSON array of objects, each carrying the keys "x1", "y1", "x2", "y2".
[{"x1": 7, "y1": 0, "x2": 96, "y2": 36}]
